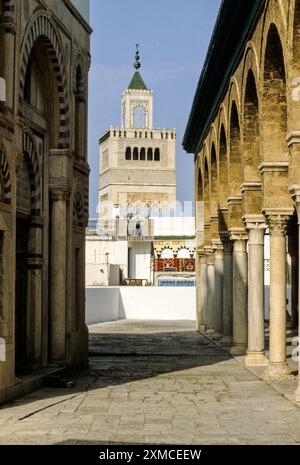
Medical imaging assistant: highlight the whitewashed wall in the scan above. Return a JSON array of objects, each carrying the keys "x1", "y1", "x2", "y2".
[{"x1": 86, "y1": 286, "x2": 196, "y2": 324}]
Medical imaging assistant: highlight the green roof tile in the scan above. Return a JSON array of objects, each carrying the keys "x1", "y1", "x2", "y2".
[{"x1": 128, "y1": 71, "x2": 148, "y2": 90}]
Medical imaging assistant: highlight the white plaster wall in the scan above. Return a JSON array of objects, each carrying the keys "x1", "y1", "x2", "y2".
[
  {"x1": 86, "y1": 287, "x2": 120, "y2": 324},
  {"x1": 129, "y1": 242, "x2": 152, "y2": 280},
  {"x1": 153, "y1": 217, "x2": 195, "y2": 236},
  {"x1": 85, "y1": 286, "x2": 196, "y2": 324}
]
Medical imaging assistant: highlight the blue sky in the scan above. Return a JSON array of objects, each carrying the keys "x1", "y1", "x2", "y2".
[{"x1": 88, "y1": 0, "x2": 221, "y2": 217}]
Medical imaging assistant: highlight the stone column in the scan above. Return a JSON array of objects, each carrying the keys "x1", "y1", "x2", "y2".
[
  {"x1": 230, "y1": 232, "x2": 248, "y2": 355},
  {"x1": 245, "y1": 216, "x2": 268, "y2": 366},
  {"x1": 50, "y1": 189, "x2": 69, "y2": 361},
  {"x1": 296, "y1": 224, "x2": 300, "y2": 401},
  {"x1": 212, "y1": 243, "x2": 223, "y2": 339},
  {"x1": 288, "y1": 187, "x2": 300, "y2": 400},
  {"x1": 221, "y1": 238, "x2": 233, "y2": 344},
  {"x1": 205, "y1": 247, "x2": 215, "y2": 335},
  {"x1": 195, "y1": 251, "x2": 202, "y2": 330},
  {"x1": 198, "y1": 251, "x2": 207, "y2": 331},
  {"x1": 264, "y1": 214, "x2": 293, "y2": 380},
  {"x1": 27, "y1": 216, "x2": 44, "y2": 366},
  {"x1": 288, "y1": 232, "x2": 298, "y2": 329},
  {"x1": 0, "y1": 17, "x2": 16, "y2": 112}
]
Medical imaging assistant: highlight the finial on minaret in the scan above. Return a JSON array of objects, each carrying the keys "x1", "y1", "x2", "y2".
[{"x1": 134, "y1": 44, "x2": 141, "y2": 70}]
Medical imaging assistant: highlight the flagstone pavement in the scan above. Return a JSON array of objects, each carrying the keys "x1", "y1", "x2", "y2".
[{"x1": 0, "y1": 320, "x2": 299, "y2": 445}]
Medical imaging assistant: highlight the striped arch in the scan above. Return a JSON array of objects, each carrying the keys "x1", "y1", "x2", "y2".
[
  {"x1": 1, "y1": 1, "x2": 15, "y2": 24},
  {"x1": 19, "y1": 14, "x2": 69, "y2": 149},
  {"x1": 0, "y1": 150, "x2": 11, "y2": 205},
  {"x1": 22, "y1": 131, "x2": 42, "y2": 215}
]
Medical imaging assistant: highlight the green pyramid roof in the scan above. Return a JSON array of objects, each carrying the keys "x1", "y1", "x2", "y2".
[{"x1": 128, "y1": 71, "x2": 148, "y2": 90}]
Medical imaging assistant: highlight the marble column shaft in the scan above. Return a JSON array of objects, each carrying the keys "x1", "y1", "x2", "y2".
[
  {"x1": 199, "y1": 253, "x2": 207, "y2": 331},
  {"x1": 213, "y1": 246, "x2": 223, "y2": 338},
  {"x1": 231, "y1": 236, "x2": 248, "y2": 355},
  {"x1": 296, "y1": 221, "x2": 300, "y2": 401},
  {"x1": 245, "y1": 222, "x2": 267, "y2": 366},
  {"x1": 50, "y1": 192, "x2": 68, "y2": 361},
  {"x1": 264, "y1": 215, "x2": 292, "y2": 380},
  {"x1": 221, "y1": 239, "x2": 233, "y2": 343},
  {"x1": 206, "y1": 250, "x2": 215, "y2": 334}
]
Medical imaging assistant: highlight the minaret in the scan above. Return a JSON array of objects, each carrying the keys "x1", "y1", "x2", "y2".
[
  {"x1": 121, "y1": 45, "x2": 153, "y2": 129},
  {"x1": 99, "y1": 46, "x2": 176, "y2": 222}
]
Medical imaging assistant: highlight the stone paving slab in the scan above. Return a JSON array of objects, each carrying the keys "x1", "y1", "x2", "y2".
[{"x1": 0, "y1": 319, "x2": 299, "y2": 445}]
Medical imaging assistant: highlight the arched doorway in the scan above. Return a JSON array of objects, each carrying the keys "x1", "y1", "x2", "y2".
[{"x1": 15, "y1": 31, "x2": 60, "y2": 373}]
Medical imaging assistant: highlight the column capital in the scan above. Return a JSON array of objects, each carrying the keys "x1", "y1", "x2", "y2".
[
  {"x1": 0, "y1": 22, "x2": 17, "y2": 34},
  {"x1": 229, "y1": 228, "x2": 248, "y2": 242},
  {"x1": 264, "y1": 213, "x2": 291, "y2": 237},
  {"x1": 243, "y1": 214, "x2": 266, "y2": 231},
  {"x1": 199, "y1": 252, "x2": 207, "y2": 265},
  {"x1": 204, "y1": 246, "x2": 214, "y2": 265},
  {"x1": 50, "y1": 187, "x2": 70, "y2": 202},
  {"x1": 289, "y1": 184, "x2": 300, "y2": 204},
  {"x1": 211, "y1": 240, "x2": 223, "y2": 260},
  {"x1": 197, "y1": 247, "x2": 206, "y2": 257}
]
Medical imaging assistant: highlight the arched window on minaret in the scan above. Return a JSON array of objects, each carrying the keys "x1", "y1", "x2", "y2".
[
  {"x1": 154, "y1": 148, "x2": 160, "y2": 161},
  {"x1": 133, "y1": 106, "x2": 146, "y2": 128},
  {"x1": 140, "y1": 147, "x2": 146, "y2": 160},
  {"x1": 125, "y1": 147, "x2": 131, "y2": 160},
  {"x1": 133, "y1": 147, "x2": 139, "y2": 160},
  {"x1": 147, "y1": 148, "x2": 153, "y2": 161}
]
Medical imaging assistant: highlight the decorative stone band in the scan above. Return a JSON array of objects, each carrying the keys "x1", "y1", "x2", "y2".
[
  {"x1": 259, "y1": 162, "x2": 289, "y2": 175},
  {"x1": 228, "y1": 196, "x2": 242, "y2": 206},
  {"x1": 0, "y1": 0, "x2": 16, "y2": 27},
  {"x1": 287, "y1": 131, "x2": 300, "y2": 147},
  {"x1": 209, "y1": 214, "x2": 219, "y2": 225},
  {"x1": 240, "y1": 181, "x2": 262, "y2": 194},
  {"x1": 218, "y1": 207, "x2": 228, "y2": 214}
]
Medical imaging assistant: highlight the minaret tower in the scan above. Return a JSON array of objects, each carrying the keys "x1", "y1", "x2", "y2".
[
  {"x1": 99, "y1": 46, "x2": 176, "y2": 221},
  {"x1": 121, "y1": 45, "x2": 153, "y2": 130}
]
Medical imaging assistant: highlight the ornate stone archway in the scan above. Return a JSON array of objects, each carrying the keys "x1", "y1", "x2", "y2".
[{"x1": 19, "y1": 14, "x2": 70, "y2": 149}]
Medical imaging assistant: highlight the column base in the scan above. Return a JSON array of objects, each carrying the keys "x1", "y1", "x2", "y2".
[
  {"x1": 198, "y1": 325, "x2": 206, "y2": 332},
  {"x1": 221, "y1": 335, "x2": 232, "y2": 345},
  {"x1": 230, "y1": 344, "x2": 247, "y2": 356},
  {"x1": 205, "y1": 329, "x2": 215, "y2": 336},
  {"x1": 245, "y1": 351, "x2": 268, "y2": 367},
  {"x1": 264, "y1": 362, "x2": 294, "y2": 381},
  {"x1": 212, "y1": 332, "x2": 222, "y2": 340},
  {"x1": 295, "y1": 384, "x2": 300, "y2": 402}
]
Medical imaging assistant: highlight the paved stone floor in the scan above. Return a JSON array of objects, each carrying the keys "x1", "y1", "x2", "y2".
[{"x1": 0, "y1": 320, "x2": 299, "y2": 445}]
